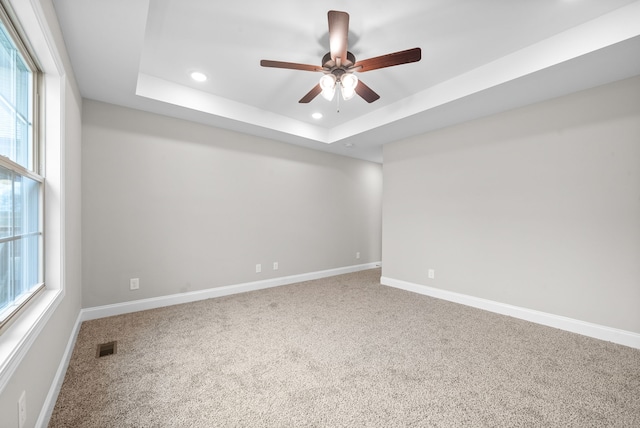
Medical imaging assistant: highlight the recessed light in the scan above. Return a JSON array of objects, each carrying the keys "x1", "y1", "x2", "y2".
[
  {"x1": 312, "y1": 112, "x2": 323, "y2": 119},
  {"x1": 190, "y1": 71, "x2": 207, "y2": 82}
]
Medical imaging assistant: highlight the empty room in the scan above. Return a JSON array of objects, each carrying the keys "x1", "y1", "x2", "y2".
[{"x1": 0, "y1": 0, "x2": 639, "y2": 426}]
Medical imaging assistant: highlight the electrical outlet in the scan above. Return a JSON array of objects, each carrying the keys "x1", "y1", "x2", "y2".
[
  {"x1": 356, "y1": 252, "x2": 360, "y2": 259},
  {"x1": 18, "y1": 391, "x2": 26, "y2": 428},
  {"x1": 256, "y1": 264, "x2": 262, "y2": 273},
  {"x1": 129, "y1": 278, "x2": 140, "y2": 290},
  {"x1": 273, "y1": 262, "x2": 278, "y2": 270},
  {"x1": 428, "y1": 269, "x2": 435, "y2": 279}
]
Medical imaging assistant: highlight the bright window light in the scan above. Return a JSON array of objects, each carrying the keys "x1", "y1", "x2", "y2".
[{"x1": 0, "y1": 8, "x2": 44, "y2": 330}]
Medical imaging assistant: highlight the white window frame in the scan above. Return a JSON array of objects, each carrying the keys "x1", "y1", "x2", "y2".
[
  {"x1": 0, "y1": 1, "x2": 45, "y2": 332},
  {"x1": 0, "y1": 0, "x2": 67, "y2": 398}
]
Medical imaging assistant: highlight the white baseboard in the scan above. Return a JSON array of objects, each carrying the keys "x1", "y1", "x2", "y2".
[
  {"x1": 380, "y1": 276, "x2": 640, "y2": 350},
  {"x1": 81, "y1": 262, "x2": 381, "y2": 322},
  {"x1": 36, "y1": 311, "x2": 83, "y2": 428}
]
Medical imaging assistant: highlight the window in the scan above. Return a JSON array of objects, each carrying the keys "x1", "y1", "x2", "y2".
[{"x1": 0, "y1": 4, "x2": 42, "y2": 331}]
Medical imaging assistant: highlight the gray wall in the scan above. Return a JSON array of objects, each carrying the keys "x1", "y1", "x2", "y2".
[
  {"x1": 0, "y1": 0, "x2": 83, "y2": 425},
  {"x1": 383, "y1": 75, "x2": 640, "y2": 334},
  {"x1": 82, "y1": 100, "x2": 382, "y2": 308}
]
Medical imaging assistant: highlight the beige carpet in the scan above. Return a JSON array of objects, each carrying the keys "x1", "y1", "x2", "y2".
[{"x1": 49, "y1": 269, "x2": 640, "y2": 427}]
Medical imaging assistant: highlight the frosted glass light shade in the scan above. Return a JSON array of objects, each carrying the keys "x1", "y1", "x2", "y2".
[
  {"x1": 320, "y1": 74, "x2": 337, "y2": 101},
  {"x1": 340, "y1": 74, "x2": 358, "y2": 100}
]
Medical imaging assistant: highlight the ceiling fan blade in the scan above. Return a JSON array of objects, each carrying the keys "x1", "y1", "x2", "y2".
[
  {"x1": 328, "y1": 10, "x2": 349, "y2": 65},
  {"x1": 260, "y1": 60, "x2": 323, "y2": 72},
  {"x1": 299, "y1": 84, "x2": 322, "y2": 103},
  {"x1": 353, "y1": 47, "x2": 421, "y2": 72},
  {"x1": 355, "y1": 80, "x2": 380, "y2": 103}
]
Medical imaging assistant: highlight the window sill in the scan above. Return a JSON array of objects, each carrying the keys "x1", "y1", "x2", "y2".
[{"x1": 0, "y1": 287, "x2": 63, "y2": 394}]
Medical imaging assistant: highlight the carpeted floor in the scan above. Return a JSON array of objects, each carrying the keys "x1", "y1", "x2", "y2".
[{"x1": 49, "y1": 269, "x2": 640, "y2": 427}]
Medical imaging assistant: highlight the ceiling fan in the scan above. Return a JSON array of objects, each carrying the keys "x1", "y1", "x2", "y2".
[{"x1": 260, "y1": 10, "x2": 421, "y2": 104}]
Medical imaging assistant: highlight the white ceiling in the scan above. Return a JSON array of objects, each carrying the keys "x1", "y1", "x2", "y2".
[{"x1": 52, "y1": 0, "x2": 640, "y2": 163}]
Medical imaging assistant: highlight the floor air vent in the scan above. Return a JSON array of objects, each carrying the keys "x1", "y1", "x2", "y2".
[{"x1": 96, "y1": 341, "x2": 117, "y2": 358}]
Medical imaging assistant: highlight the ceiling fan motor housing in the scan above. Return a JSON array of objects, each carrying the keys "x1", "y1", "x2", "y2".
[{"x1": 322, "y1": 51, "x2": 356, "y2": 73}]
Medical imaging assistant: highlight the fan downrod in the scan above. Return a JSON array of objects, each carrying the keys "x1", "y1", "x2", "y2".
[{"x1": 322, "y1": 51, "x2": 356, "y2": 70}]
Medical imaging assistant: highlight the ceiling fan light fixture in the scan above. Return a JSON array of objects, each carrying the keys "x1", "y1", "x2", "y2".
[
  {"x1": 340, "y1": 74, "x2": 358, "y2": 100},
  {"x1": 261, "y1": 11, "x2": 420, "y2": 104},
  {"x1": 319, "y1": 74, "x2": 337, "y2": 101}
]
